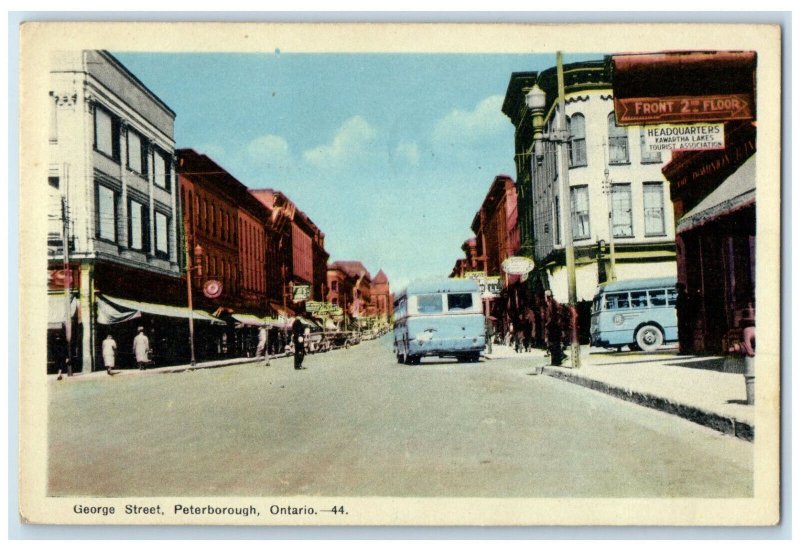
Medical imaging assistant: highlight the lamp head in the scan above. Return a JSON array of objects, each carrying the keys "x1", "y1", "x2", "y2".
[{"x1": 525, "y1": 84, "x2": 547, "y2": 111}]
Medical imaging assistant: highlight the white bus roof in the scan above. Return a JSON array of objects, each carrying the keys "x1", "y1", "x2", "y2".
[
  {"x1": 398, "y1": 278, "x2": 480, "y2": 297},
  {"x1": 596, "y1": 276, "x2": 677, "y2": 294}
]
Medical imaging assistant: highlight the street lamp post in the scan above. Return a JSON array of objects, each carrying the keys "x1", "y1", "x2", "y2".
[
  {"x1": 186, "y1": 241, "x2": 204, "y2": 366},
  {"x1": 601, "y1": 165, "x2": 617, "y2": 282},
  {"x1": 525, "y1": 52, "x2": 581, "y2": 369}
]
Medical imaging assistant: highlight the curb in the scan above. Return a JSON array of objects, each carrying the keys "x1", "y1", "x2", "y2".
[{"x1": 541, "y1": 367, "x2": 754, "y2": 442}]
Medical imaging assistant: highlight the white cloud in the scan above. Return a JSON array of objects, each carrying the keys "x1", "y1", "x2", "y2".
[
  {"x1": 394, "y1": 141, "x2": 419, "y2": 166},
  {"x1": 302, "y1": 116, "x2": 377, "y2": 170},
  {"x1": 432, "y1": 95, "x2": 507, "y2": 147},
  {"x1": 245, "y1": 134, "x2": 292, "y2": 168}
]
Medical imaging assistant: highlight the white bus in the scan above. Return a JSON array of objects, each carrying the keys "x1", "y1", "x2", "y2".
[{"x1": 393, "y1": 278, "x2": 486, "y2": 364}]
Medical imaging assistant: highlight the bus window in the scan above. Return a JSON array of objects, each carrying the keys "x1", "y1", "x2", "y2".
[
  {"x1": 649, "y1": 289, "x2": 667, "y2": 307},
  {"x1": 605, "y1": 292, "x2": 629, "y2": 310},
  {"x1": 630, "y1": 291, "x2": 649, "y2": 308},
  {"x1": 666, "y1": 288, "x2": 678, "y2": 306},
  {"x1": 447, "y1": 292, "x2": 473, "y2": 311},
  {"x1": 416, "y1": 294, "x2": 443, "y2": 314}
]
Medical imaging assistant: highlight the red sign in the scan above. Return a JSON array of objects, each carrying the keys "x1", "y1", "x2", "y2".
[
  {"x1": 203, "y1": 280, "x2": 223, "y2": 299},
  {"x1": 614, "y1": 94, "x2": 753, "y2": 125}
]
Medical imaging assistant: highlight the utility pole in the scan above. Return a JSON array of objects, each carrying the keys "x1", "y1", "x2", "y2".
[
  {"x1": 61, "y1": 194, "x2": 73, "y2": 377},
  {"x1": 556, "y1": 52, "x2": 581, "y2": 369},
  {"x1": 601, "y1": 141, "x2": 617, "y2": 282}
]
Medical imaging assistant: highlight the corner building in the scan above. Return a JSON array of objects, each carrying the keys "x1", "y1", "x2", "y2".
[
  {"x1": 47, "y1": 50, "x2": 184, "y2": 373},
  {"x1": 502, "y1": 59, "x2": 677, "y2": 338}
]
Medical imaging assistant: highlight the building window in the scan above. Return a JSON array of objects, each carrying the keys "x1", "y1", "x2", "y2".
[
  {"x1": 96, "y1": 184, "x2": 117, "y2": 242},
  {"x1": 639, "y1": 128, "x2": 662, "y2": 164},
  {"x1": 49, "y1": 176, "x2": 59, "y2": 189},
  {"x1": 127, "y1": 128, "x2": 148, "y2": 175},
  {"x1": 568, "y1": 114, "x2": 587, "y2": 167},
  {"x1": 155, "y1": 211, "x2": 169, "y2": 257},
  {"x1": 608, "y1": 112, "x2": 629, "y2": 164},
  {"x1": 93, "y1": 105, "x2": 120, "y2": 161},
  {"x1": 154, "y1": 148, "x2": 171, "y2": 191},
  {"x1": 643, "y1": 182, "x2": 666, "y2": 236},
  {"x1": 331, "y1": 280, "x2": 338, "y2": 291},
  {"x1": 611, "y1": 183, "x2": 633, "y2": 238},
  {"x1": 128, "y1": 199, "x2": 148, "y2": 250},
  {"x1": 570, "y1": 185, "x2": 590, "y2": 240}
]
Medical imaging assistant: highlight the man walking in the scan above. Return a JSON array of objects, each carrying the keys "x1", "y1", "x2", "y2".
[
  {"x1": 255, "y1": 324, "x2": 270, "y2": 366},
  {"x1": 292, "y1": 317, "x2": 306, "y2": 370},
  {"x1": 133, "y1": 327, "x2": 150, "y2": 370},
  {"x1": 102, "y1": 334, "x2": 117, "y2": 375}
]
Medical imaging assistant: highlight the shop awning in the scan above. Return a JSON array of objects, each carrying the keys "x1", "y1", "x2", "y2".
[
  {"x1": 298, "y1": 317, "x2": 320, "y2": 329},
  {"x1": 231, "y1": 313, "x2": 265, "y2": 326},
  {"x1": 269, "y1": 301, "x2": 295, "y2": 318},
  {"x1": 676, "y1": 155, "x2": 756, "y2": 234},
  {"x1": 48, "y1": 294, "x2": 78, "y2": 330},
  {"x1": 96, "y1": 294, "x2": 225, "y2": 325}
]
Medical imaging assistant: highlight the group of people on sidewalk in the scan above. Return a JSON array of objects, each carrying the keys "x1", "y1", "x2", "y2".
[
  {"x1": 254, "y1": 317, "x2": 308, "y2": 370},
  {"x1": 101, "y1": 327, "x2": 151, "y2": 375},
  {"x1": 101, "y1": 318, "x2": 311, "y2": 375},
  {"x1": 496, "y1": 290, "x2": 577, "y2": 367}
]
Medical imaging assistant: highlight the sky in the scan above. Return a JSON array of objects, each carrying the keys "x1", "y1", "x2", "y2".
[{"x1": 114, "y1": 51, "x2": 601, "y2": 292}]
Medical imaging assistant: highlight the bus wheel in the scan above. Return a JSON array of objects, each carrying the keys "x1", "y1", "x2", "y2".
[{"x1": 635, "y1": 325, "x2": 663, "y2": 352}]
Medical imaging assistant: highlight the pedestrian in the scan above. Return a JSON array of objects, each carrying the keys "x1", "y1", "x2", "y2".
[
  {"x1": 545, "y1": 291, "x2": 564, "y2": 366},
  {"x1": 292, "y1": 317, "x2": 306, "y2": 370},
  {"x1": 675, "y1": 282, "x2": 695, "y2": 354},
  {"x1": 102, "y1": 334, "x2": 117, "y2": 375},
  {"x1": 256, "y1": 324, "x2": 267, "y2": 358},
  {"x1": 133, "y1": 326, "x2": 150, "y2": 370}
]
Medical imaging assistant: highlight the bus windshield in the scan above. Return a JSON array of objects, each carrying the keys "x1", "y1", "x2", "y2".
[{"x1": 447, "y1": 292, "x2": 474, "y2": 311}]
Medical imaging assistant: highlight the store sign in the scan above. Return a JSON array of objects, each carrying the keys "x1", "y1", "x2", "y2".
[
  {"x1": 292, "y1": 285, "x2": 311, "y2": 302},
  {"x1": 501, "y1": 256, "x2": 535, "y2": 275},
  {"x1": 463, "y1": 271, "x2": 502, "y2": 298},
  {"x1": 614, "y1": 94, "x2": 753, "y2": 125},
  {"x1": 481, "y1": 276, "x2": 502, "y2": 298},
  {"x1": 203, "y1": 280, "x2": 223, "y2": 299},
  {"x1": 642, "y1": 123, "x2": 725, "y2": 153}
]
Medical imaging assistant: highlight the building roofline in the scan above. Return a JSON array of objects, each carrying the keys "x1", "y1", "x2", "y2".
[{"x1": 101, "y1": 50, "x2": 176, "y2": 118}]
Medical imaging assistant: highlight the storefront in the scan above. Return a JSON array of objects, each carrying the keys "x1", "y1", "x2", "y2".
[
  {"x1": 95, "y1": 294, "x2": 226, "y2": 368},
  {"x1": 612, "y1": 51, "x2": 758, "y2": 355}
]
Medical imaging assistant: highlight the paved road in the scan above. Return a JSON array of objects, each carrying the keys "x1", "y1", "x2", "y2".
[{"x1": 48, "y1": 336, "x2": 752, "y2": 498}]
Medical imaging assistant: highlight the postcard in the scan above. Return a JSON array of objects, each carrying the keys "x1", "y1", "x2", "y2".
[{"x1": 18, "y1": 21, "x2": 782, "y2": 526}]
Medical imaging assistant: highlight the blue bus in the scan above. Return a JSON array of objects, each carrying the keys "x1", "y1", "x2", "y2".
[
  {"x1": 393, "y1": 278, "x2": 486, "y2": 364},
  {"x1": 590, "y1": 276, "x2": 678, "y2": 352}
]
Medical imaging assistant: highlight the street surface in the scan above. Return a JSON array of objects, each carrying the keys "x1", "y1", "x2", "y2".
[{"x1": 48, "y1": 336, "x2": 752, "y2": 498}]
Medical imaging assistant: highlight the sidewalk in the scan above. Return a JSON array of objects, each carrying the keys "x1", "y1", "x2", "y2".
[{"x1": 484, "y1": 344, "x2": 754, "y2": 441}]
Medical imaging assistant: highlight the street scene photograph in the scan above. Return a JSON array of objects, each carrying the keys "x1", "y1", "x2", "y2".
[{"x1": 18, "y1": 22, "x2": 781, "y2": 526}]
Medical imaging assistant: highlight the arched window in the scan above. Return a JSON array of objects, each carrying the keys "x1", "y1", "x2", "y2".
[
  {"x1": 608, "y1": 112, "x2": 629, "y2": 164},
  {"x1": 568, "y1": 114, "x2": 587, "y2": 167}
]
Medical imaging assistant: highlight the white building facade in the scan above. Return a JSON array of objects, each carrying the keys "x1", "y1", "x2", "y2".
[
  {"x1": 48, "y1": 50, "x2": 181, "y2": 373},
  {"x1": 504, "y1": 60, "x2": 677, "y2": 307}
]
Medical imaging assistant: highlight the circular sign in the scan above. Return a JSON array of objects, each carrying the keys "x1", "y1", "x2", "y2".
[
  {"x1": 203, "y1": 279, "x2": 223, "y2": 299},
  {"x1": 501, "y1": 256, "x2": 535, "y2": 275}
]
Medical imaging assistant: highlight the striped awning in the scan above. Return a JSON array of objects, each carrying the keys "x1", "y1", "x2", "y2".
[
  {"x1": 96, "y1": 294, "x2": 225, "y2": 325},
  {"x1": 676, "y1": 155, "x2": 755, "y2": 234}
]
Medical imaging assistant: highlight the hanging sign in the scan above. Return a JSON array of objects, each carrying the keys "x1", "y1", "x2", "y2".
[
  {"x1": 292, "y1": 285, "x2": 311, "y2": 302},
  {"x1": 614, "y1": 94, "x2": 753, "y2": 125},
  {"x1": 203, "y1": 280, "x2": 223, "y2": 299},
  {"x1": 642, "y1": 123, "x2": 725, "y2": 153},
  {"x1": 502, "y1": 256, "x2": 535, "y2": 275}
]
